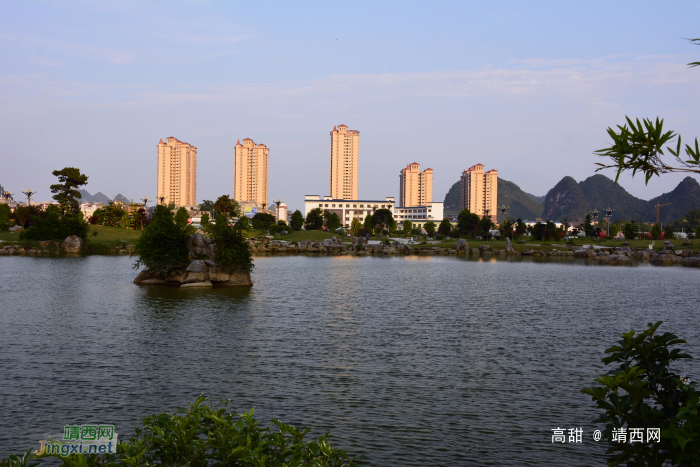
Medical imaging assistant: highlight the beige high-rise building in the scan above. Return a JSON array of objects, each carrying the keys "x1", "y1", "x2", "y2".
[
  {"x1": 460, "y1": 164, "x2": 498, "y2": 222},
  {"x1": 329, "y1": 124, "x2": 359, "y2": 200},
  {"x1": 234, "y1": 138, "x2": 269, "y2": 207},
  {"x1": 157, "y1": 137, "x2": 197, "y2": 207},
  {"x1": 399, "y1": 162, "x2": 433, "y2": 207}
]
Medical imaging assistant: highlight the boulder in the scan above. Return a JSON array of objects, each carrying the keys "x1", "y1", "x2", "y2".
[
  {"x1": 504, "y1": 237, "x2": 515, "y2": 254},
  {"x1": 470, "y1": 248, "x2": 480, "y2": 255},
  {"x1": 183, "y1": 271, "x2": 209, "y2": 283},
  {"x1": 479, "y1": 244, "x2": 491, "y2": 253},
  {"x1": 204, "y1": 259, "x2": 217, "y2": 268},
  {"x1": 521, "y1": 249, "x2": 535, "y2": 256},
  {"x1": 662, "y1": 240, "x2": 674, "y2": 251},
  {"x1": 227, "y1": 271, "x2": 253, "y2": 286},
  {"x1": 38, "y1": 240, "x2": 51, "y2": 247},
  {"x1": 165, "y1": 273, "x2": 187, "y2": 284},
  {"x1": 650, "y1": 251, "x2": 682, "y2": 265},
  {"x1": 61, "y1": 235, "x2": 83, "y2": 253},
  {"x1": 9, "y1": 225, "x2": 23, "y2": 232},
  {"x1": 140, "y1": 278, "x2": 166, "y2": 285},
  {"x1": 682, "y1": 256, "x2": 700, "y2": 268},
  {"x1": 181, "y1": 281, "x2": 213, "y2": 288},
  {"x1": 352, "y1": 236, "x2": 367, "y2": 246},
  {"x1": 208, "y1": 267, "x2": 230, "y2": 282},
  {"x1": 186, "y1": 260, "x2": 208, "y2": 272},
  {"x1": 133, "y1": 270, "x2": 152, "y2": 284},
  {"x1": 455, "y1": 239, "x2": 469, "y2": 254}
]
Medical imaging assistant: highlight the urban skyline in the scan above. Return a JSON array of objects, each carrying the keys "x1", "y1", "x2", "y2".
[{"x1": 2, "y1": 2, "x2": 697, "y2": 209}]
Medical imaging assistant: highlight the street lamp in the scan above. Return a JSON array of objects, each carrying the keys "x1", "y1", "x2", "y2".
[
  {"x1": 498, "y1": 205, "x2": 509, "y2": 224},
  {"x1": 604, "y1": 207, "x2": 614, "y2": 237},
  {"x1": 22, "y1": 188, "x2": 36, "y2": 206},
  {"x1": 589, "y1": 209, "x2": 599, "y2": 238},
  {"x1": 1, "y1": 190, "x2": 13, "y2": 204},
  {"x1": 273, "y1": 198, "x2": 282, "y2": 222}
]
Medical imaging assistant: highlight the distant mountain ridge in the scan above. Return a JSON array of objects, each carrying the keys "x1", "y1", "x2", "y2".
[
  {"x1": 79, "y1": 189, "x2": 130, "y2": 206},
  {"x1": 542, "y1": 175, "x2": 700, "y2": 223},
  {"x1": 442, "y1": 174, "x2": 700, "y2": 223}
]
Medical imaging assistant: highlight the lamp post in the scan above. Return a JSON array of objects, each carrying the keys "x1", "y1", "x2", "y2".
[
  {"x1": 604, "y1": 207, "x2": 614, "y2": 237},
  {"x1": 22, "y1": 188, "x2": 36, "y2": 206},
  {"x1": 157, "y1": 196, "x2": 165, "y2": 206},
  {"x1": 589, "y1": 209, "x2": 599, "y2": 237},
  {"x1": 1, "y1": 189, "x2": 13, "y2": 204},
  {"x1": 498, "y1": 205, "x2": 509, "y2": 224}
]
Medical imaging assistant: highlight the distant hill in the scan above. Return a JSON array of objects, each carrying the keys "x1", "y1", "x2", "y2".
[
  {"x1": 542, "y1": 176, "x2": 590, "y2": 221},
  {"x1": 79, "y1": 189, "x2": 130, "y2": 206},
  {"x1": 543, "y1": 175, "x2": 700, "y2": 223},
  {"x1": 443, "y1": 178, "x2": 544, "y2": 220},
  {"x1": 524, "y1": 192, "x2": 545, "y2": 204}
]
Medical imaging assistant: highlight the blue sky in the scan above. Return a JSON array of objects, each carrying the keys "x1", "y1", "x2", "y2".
[{"x1": 1, "y1": 1, "x2": 699, "y2": 211}]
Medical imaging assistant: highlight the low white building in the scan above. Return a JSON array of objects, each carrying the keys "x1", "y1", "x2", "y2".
[
  {"x1": 304, "y1": 195, "x2": 395, "y2": 227},
  {"x1": 394, "y1": 202, "x2": 444, "y2": 226},
  {"x1": 80, "y1": 202, "x2": 103, "y2": 219}
]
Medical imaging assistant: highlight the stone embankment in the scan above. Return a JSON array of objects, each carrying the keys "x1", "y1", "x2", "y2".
[
  {"x1": 571, "y1": 241, "x2": 700, "y2": 267},
  {"x1": 133, "y1": 230, "x2": 252, "y2": 287},
  {"x1": 0, "y1": 236, "x2": 84, "y2": 255}
]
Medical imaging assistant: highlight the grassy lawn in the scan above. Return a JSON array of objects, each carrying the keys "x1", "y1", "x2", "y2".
[
  {"x1": 277, "y1": 230, "x2": 345, "y2": 242},
  {"x1": 0, "y1": 230, "x2": 22, "y2": 244},
  {"x1": 87, "y1": 225, "x2": 143, "y2": 245}
]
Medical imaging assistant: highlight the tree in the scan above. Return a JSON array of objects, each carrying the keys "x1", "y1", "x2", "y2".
[
  {"x1": 609, "y1": 223, "x2": 619, "y2": 237},
  {"x1": 683, "y1": 208, "x2": 700, "y2": 230},
  {"x1": 212, "y1": 214, "x2": 254, "y2": 274},
  {"x1": 199, "y1": 200, "x2": 214, "y2": 212},
  {"x1": 499, "y1": 219, "x2": 512, "y2": 239},
  {"x1": 325, "y1": 211, "x2": 341, "y2": 231},
  {"x1": 0, "y1": 203, "x2": 11, "y2": 230},
  {"x1": 372, "y1": 209, "x2": 394, "y2": 233},
  {"x1": 424, "y1": 220, "x2": 436, "y2": 236},
  {"x1": 363, "y1": 214, "x2": 373, "y2": 231},
  {"x1": 235, "y1": 216, "x2": 250, "y2": 230},
  {"x1": 561, "y1": 218, "x2": 570, "y2": 235},
  {"x1": 135, "y1": 208, "x2": 149, "y2": 230},
  {"x1": 457, "y1": 209, "x2": 480, "y2": 237},
  {"x1": 515, "y1": 219, "x2": 527, "y2": 239},
  {"x1": 349, "y1": 218, "x2": 361, "y2": 237},
  {"x1": 664, "y1": 223, "x2": 674, "y2": 240},
  {"x1": 175, "y1": 207, "x2": 190, "y2": 231},
  {"x1": 584, "y1": 214, "x2": 594, "y2": 237},
  {"x1": 290, "y1": 210, "x2": 304, "y2": 231},
  {"x1": 304, "y1": 208, "x2": 323, "y2": 230},
  {"x1": 200, "y1": 212, "x2": 210, "y2": 226},
  {"x1": 651, "y1": 223, "x2": 662, "y2": 240},
  {"x1": 402, "y1": 220, "x2": 413, "y2": 235},
  {"x1": 479, "y1": 216, "x2": 493, "y2": 238},
  {"x1": 581, "y1": 322, "x2": 700, "y2": 466},
  {"x1": 252, "y1": 212, "x2": 276, "y2": 231},
  {"x1": 213, "y1": 195, "x2": 240, "y2": 218},
  {"x1": 132, "y1": 205, "x2": 189, "y2": 277},
  {"x1": 438, "y1": 218, "x2": 452, "y2": 236},
  {"x1": 21, "y1": 210, "x2": 88, "y2": 241},
  {"x1": 623, "y1": 221, "x2": 638, "y2": 241},
  {"x1": 50, "y1": 167, "x2": 89, "y2": 214}
]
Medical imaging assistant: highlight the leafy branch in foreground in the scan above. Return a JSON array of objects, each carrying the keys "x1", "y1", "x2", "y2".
[
  {"x1": 2, "y1": 396, "x2": 359, "y2": 467},
  {"x1": 594, "y1": 116, "x2": 700, "y2": 184},
  {"x1": 581, "y1": 321, "x2": 700, "y2": 466}
]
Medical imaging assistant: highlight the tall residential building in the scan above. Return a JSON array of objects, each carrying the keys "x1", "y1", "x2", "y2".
[
  {"x1": 157, "y1": 137, "x2": 197, "y2": 207},
  {"x1": 329, "y1": 124, "x2": 359, "y2": 200},
  {"x1": 399, "y1": 162, "x2": 433, "y2": 207},
  {"x1": 234, "y1": 138, "x2": 269, "y2": 207},
  {"x1": 460, "y1": 164, "x2": 498, "y2": 222}
]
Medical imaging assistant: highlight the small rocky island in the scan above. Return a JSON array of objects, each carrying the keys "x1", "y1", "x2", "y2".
[{"x1": 134, "y1": 230, "x2": 253, "y2": 288}]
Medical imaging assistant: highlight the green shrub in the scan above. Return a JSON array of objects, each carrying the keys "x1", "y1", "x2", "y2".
[
  {"x1": 5, "y1": 396, "x2": 358, "y2": 467},
  {"x1": 252, "y1": 212, "x2": 276, "y2": 231},
  {"x1": 0, "y1": 203, "x2": 11, "y2": 230},
  {"x1": 132, "y1": 205, "x2": 189, "y2": 277},
  {"x1": 212, "y1": 214, "x2": 254, "y2": 274},
  {"x1": 582, "y1": 321, "x2": 700, "y2": 466},
  {"x1": 20, "y1": 212, "x2": 88, "y2": 240}
]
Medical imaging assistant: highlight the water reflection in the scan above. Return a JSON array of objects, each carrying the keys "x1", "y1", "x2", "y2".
[{"x1": 0, "y1": 255, "x2": 698, "y2": 466}]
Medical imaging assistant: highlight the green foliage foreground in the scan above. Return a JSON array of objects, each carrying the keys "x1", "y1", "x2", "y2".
[
  {"x1": 582, "y1": 321, "x2": 699, "y2": 466},
  {"x1": 2, "y1": 396, "x2": 359, "y2": 467}
]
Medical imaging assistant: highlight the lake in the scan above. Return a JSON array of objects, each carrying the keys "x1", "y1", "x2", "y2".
[{"x1": 0, "y1": 255, "x2": 698, "y2": 465}]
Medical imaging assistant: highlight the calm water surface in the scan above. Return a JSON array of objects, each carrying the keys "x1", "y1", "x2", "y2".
[{"x1": 0, "y1": 255, "x2": 698, "y2": 466}]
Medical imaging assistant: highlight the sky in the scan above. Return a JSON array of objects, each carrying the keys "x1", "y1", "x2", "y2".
[{"x1": 1, "y1": 1, "x2": 699, "y2": 212}]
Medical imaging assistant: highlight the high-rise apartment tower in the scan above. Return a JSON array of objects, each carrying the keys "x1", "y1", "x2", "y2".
[
  {"x1": 234, "y1": 138, "x2": 269, "y2": 207},
  {"x1": 329, "y1": 124, "x2": 359, "y2": 200},
  {"x1": 460, "y1": 164, "x2": 498, "y2": 222},
  {"x1": 399, "y1": 162, "x2": 433, "y2": 207},
  {"x1": 157, "y1": 137, "x2": 197, "y2": 207}
]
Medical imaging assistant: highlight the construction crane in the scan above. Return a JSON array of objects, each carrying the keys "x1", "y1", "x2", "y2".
[{"x1": 654, "y1": 201, "x2": 671, "y2": 224}]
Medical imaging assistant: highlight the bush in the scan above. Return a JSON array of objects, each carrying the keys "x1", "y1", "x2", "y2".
[
  {"x1": 12, "y1": 396, "x2": 358, "y2": 467},
  {"x1": 0, "y1": 203, "x2": 11, "y2": 230},
  {"x1": 582, "y1": 322, "x2": 700, "y2": 466},
  {"x1": 20, "y1": 211, "x2": 88, "y2": 240},
  {"x1": 212, "y1": 214, "x2": 254, "y2": 274},
  {"x1": 252, "y1": 212, "x2": 276, "y2": 231},
  {"x1": 132, "y1": 205, "x2": 189, "y2": 277}
]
